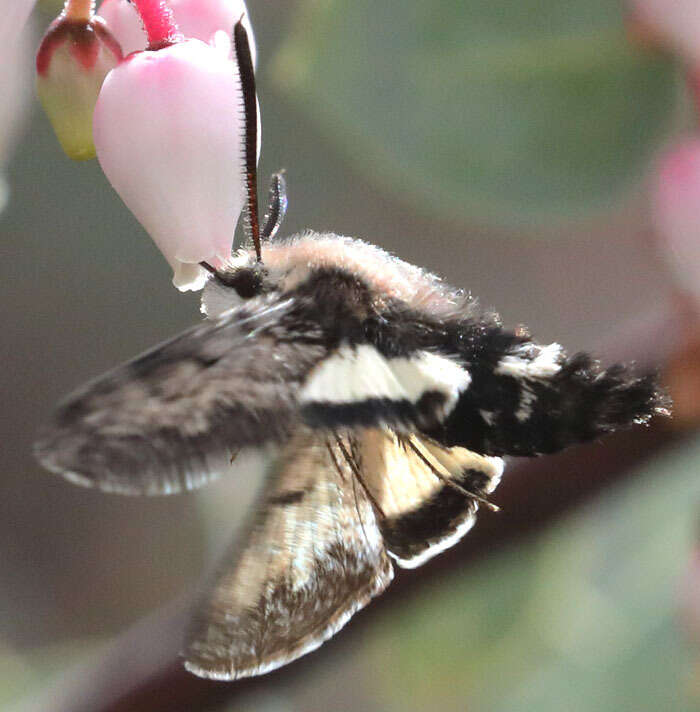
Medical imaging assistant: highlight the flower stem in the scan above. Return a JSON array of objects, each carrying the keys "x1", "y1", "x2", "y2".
[
  {"x1": 62, "y1": 0, "x2": 94, "y2": 21},
  {"x1": 130, "y1": 0, "x2": 183, "y2": 49}
]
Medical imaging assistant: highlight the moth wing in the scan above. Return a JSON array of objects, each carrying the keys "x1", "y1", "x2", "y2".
[
  {"x1": 35, "y1": 297, "x2": 327, "y2": 495},
  {"x1": 185, "y1": 429, "x2": 394, "y2": 680},
  {"x1": 359, "y1": 430, "x2": 504, "y2": 568},
  {"x1": 299, "y1": 344, "x2": 472, "y2": 432}
]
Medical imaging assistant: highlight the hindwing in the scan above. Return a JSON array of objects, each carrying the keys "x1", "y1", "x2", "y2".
[{"x1": 185, "y1": 429, "x2": 394, "y2": 680}]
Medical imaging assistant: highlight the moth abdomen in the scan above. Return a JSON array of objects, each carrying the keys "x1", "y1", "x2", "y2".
[{"x1": 433, "y1": 347, "x2": 668, "y2": 456}]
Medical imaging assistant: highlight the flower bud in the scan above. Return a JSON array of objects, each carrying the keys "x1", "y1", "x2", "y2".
[
  {"x1": 93, "y1": 38, "x2": 248, "y2": 290},
  {"x1": 652, "y1": 138, "x2": 700, "y2": 306},
  {"x1": 98, "y1": 0, "x2": 255, "y2": 61},
  {"x1": 36, "y1": 15, "x2": 123, "y2": 160}
]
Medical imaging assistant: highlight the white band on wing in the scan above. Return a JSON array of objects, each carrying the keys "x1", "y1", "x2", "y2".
[{"x1": 299, "y1": 344, "x2": 471, "y2": 418}]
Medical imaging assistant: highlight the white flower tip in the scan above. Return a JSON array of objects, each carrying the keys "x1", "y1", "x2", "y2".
[
  {"x1": 172, "y1": 261, "x2": 209, "y2": 291},
  {"x1": 211, "y1": 29, "x2": 232, "y2": 57}
]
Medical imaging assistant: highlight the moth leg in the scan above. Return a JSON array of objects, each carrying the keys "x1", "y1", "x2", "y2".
[
  {"x1": 402, "y1": 435, "x2": 499, "y2": 512},
  {"x1": 324, "y1": 438, "x2": 347, "y2": 482},
  {"x1": 334, "y1": 433, "x2": 386, "y2": 519}
]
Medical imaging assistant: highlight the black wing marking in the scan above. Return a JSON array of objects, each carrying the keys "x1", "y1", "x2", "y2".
[
  {"x1": 34, "y1": 297, "x2": 327, "y2": 494},
  {"x1": 184, "y1": 428, "x2": 393, "y2": 680},
  {"x1": 357, "y1": 430, "x2": 503, "y2": 568},
  {"x1": 433, "y1": 340, "x2": 668, "y2": 456}
]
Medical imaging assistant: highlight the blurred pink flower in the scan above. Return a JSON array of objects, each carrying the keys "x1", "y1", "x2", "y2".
[
  {"x1": 93, "y1": 37, "x2": 247, "y2": 290},
  {"x1": 2, "y1": 0, "x2": 35, "y2": 44},
  {"x1": 98, "y1": 0, "x2": 255, "y2": 60},
  {"x1": 629, "y1": 0, "x2": 700, "y2": 65},
  {"x1": 0, "y1": 0, "x2": 35, "y2": 210},
  {"x1": 652, "y1": 137, "x2": 700, "y2": 305}
]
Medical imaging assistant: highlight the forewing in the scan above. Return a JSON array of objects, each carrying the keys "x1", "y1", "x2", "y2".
[
  {"x1": 299, "y1": 344, "x2": 471, "y2": 432},
  {"x1": 358, "y1": 430, "x2": 504, "y2": 568},
  {"x1": 185, "y1": 429, "x2": 394, "y2": 679},
  {"x1": 35, "y1": 297, "x2": 326, "y2": 494}
]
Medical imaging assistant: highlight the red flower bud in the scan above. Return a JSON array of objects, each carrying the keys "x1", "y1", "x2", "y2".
[{"x1": 36, "y1": 12, "x2": 122, "y2": 160}]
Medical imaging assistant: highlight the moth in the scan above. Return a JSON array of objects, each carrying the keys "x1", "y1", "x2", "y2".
[{"x1": 35, "y1": 21, "x2": 668, "y2": 680}]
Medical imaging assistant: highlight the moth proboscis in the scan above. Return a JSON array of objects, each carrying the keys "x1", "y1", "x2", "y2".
[{"x1": 34, "y1": 20, "x2": 669, "y2": 680}]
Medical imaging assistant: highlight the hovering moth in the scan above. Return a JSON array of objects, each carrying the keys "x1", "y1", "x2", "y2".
[{"x1": 35, "y1": 21, "x2": 668, "y2": 680}]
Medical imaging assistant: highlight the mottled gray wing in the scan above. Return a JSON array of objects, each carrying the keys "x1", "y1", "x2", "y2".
[
  {"x1": 185, "y1": 429, "x2": 394, "y2": 680},
  {"x1": 35, "y1": 297, "x2": 326, "y2": 495}
]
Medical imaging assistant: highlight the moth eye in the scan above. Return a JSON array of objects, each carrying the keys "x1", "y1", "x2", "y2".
[{"x1": 215, "y1": 267, "x2": 265, "y2": 299}]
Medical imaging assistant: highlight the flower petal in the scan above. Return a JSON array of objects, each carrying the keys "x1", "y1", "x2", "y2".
[
  {"x1": 1, "y1": 0, "x2": 35, "y2": 209},
  {"x1": 94, "y1": 39, "x2": 247, "y2": 291},
  {"x1": 98, "y1": 0, "x2": 255, "y2": 62},
  {"x1": 97, "y1": 0, "x2": 148, "y2": 55},
  {"x1": 652, "y1": 137, "x2": 700, "y2": 304}
]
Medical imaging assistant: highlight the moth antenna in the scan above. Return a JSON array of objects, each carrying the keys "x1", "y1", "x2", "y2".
[
  {"x1": 350, "y1": 459, "x2": 371, "y2": 549},
  {"x1": 233, "y1": 18, "x2": 261, "y2": 262},
  {"x1": 261, "y1": 172, "x2": 288, "y2": 240}
]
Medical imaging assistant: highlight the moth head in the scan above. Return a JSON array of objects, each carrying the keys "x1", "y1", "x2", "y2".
[
  {"x1": 199, "y1": 255, "x2": 270, "y2": 317},
  {"x1": 210, "y1": 257, "x2": 270, "y2": 298}
]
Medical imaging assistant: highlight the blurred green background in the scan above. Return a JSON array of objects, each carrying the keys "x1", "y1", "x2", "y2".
[{"x1": 2, "y1": 0, "x2": 699, "y2": 710}]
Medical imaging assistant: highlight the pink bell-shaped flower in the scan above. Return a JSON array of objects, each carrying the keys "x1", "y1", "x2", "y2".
[
  {"x1": 36, "y1": 2, "x2": 123, "y2": 160},
  {"x1": 93, "y1": 36, "x2": 248, "y2": 290},
  {"x1": 98, "y1": 0, "x2": 254, "y2": 60},
  {"x1": 96, "y1": 0, "x2": 148, "y2": 55},
  {"x1": 652, "y1": 137, "x2": 700, "y2": 306}
]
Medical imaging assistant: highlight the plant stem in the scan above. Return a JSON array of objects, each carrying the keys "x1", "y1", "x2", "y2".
[
  {"x1": 62, "y1": 0, "x2": 94, "y2": 21},
  {"x1": 130, "y1": 0, "x2": 183, "y2": 49}
]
